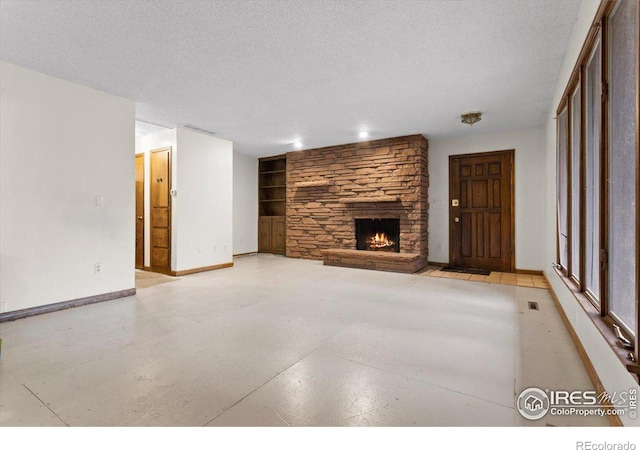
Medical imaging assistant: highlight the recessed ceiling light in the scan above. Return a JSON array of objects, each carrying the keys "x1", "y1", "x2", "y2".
[
  {"x1": 294, "y1": 141, "x2": 303, "y2": 149},
  {"x1": 358, "y1": 131, "x2": 369, "y2": 139}
]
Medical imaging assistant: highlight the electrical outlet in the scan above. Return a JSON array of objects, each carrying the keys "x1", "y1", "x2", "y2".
[
  {"x1": 95, "y1": 195, "x2": 104, "y2": 207},
  {"x1": 95, "y1": 263, "x2": 102, "y2": 274}
]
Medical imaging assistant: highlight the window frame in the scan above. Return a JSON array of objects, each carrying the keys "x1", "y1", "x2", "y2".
[
  {"x1": 568, "y1": 77, "x2": 584, "y2": 288},
  {"x1": 606, "y1": 0, "x2": 638, "y2": 339},
  {"x1": 584, "y1": 32, "x2": 603, "y2": 309},
  {"x1": 554, "y1": 0, "x2": 639, "y2": 375},
  {"x1": 636, "y1": 0, "x2": 640, "y2": 362},
  {"x1": 556, "y1": 103, "x2": 570, "y2": 276}
]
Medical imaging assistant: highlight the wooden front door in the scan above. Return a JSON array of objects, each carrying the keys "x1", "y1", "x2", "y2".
[
  {"x1": 150, "y1": 147, "x2": 171, "y2": 273},
  {"x1": 449, "y1": 150, "x2": 514, "y2": 272},
  {"x1": 135, "y1": 153, "x2": 145, "y2": 269}
]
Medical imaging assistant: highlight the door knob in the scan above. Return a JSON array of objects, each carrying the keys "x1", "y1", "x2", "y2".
[{"x1": 454, "y1": 217, "x2": 460, "y2": 223}]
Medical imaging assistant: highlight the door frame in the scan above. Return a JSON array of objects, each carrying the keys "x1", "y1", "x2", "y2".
[
  {"x1": 135, "y1": 152, "x2": 145, "y2": 270},
  {"x1": 448, "y1": 149, "x2": 515, "y2": 272},
  {"x1": 150, "y1": 147, "x2": 172, "y2": 274}
]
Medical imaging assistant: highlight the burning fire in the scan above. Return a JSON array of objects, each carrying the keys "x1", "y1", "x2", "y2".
[{"x1": 368, "y1": 232, "x2": 395, "y2": 250}]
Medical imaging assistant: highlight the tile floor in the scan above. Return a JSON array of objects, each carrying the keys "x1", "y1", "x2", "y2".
[
  {"x1": 419, "y1": 266, "x2": 549, "y2": 289},
  {"x1": 134, "y1": 270, "x2": 178, "y2": 289},
  {"x1": 0, "y1": 255, "x2": 606, "y2": 426}
]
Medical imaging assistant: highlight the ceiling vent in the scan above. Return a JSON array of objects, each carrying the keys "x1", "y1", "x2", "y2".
[{"x1": 180, "y1": 125, "x2": 217, "y2": 136}]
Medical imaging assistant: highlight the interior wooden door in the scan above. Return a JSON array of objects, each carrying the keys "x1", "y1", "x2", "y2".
[
  {"x1": 449, "y1": 150, "x2": 514, "y2": 272},
  {"x1": 150, "y1": 148, "x2": 171, "y2": 273},
  {"x1": 135, "y1": 153, "x2": 145, "y2": 269}
]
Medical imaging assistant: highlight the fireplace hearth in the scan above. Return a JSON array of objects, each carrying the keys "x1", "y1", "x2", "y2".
[{"x1": 355, "y1": 218, "x2": 400, "y2": 253}]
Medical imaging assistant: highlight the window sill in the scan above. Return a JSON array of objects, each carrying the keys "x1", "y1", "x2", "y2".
[{"x1": 551, "y1": 267, "x2": 640, "y2": 383}]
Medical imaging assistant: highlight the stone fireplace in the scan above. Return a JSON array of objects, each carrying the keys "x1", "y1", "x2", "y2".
[{"x1": 286, "y1": 134, "x2": 428, "y2": 273}]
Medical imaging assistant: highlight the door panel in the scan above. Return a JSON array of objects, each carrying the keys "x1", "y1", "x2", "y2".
[
  {"x1": 460, "y1": 213, "x2": 472, "y2": 257},
  {"x1": 471, "y1": 180, "x2": 487, "y2": 208},
  {"x1": 151, "y1": 228, "x2": 169, "y2": 248},
  {"x1": 450, "y1": 150, "x2": 514, "y2": 272},
  {"x1": 151, "y1": 151, "x2": 170, "y2": 207},
  {"x1": 258, "y1": 217, "x2": 272, "y2": 253},
  {"x1": 152, "y1": 248, "x2": 169, "y2": 269},
  {"x1": 272, "y1": 217, "x2": 286, "y2": 255},
  {"x1": 489, "y1": 213, "x2": 502, "y2": 259},
  {"x1": 135, "y1": 154, "x2": 144, "y2": 269},
  {"x1": 150, "y1": 148, "x2": 171, "y2": 273},
  {"x1": 152, "y1": 209, "x2": 169, "y2": 227},
  {"x1": 460, "y1": 181, "x2": 468, "y2": 207},
  {"x1": 475, "y1": 213, "x2": 484, "y2": 257},
  {"x1": 493, "y1": 180, "x2": 501, "y2": 207}
]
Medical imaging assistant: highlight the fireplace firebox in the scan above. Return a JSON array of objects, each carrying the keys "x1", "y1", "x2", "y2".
[{"x1": 355, "y1": 219, "x2": 400, "y2": 253}]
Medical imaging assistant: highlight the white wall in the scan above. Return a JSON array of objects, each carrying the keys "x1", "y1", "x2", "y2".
[
  {"x1": 543, "y1": 0, "x2": 639, "y2": 426},
  {"x1": 233, "y1": 151, "x2": 258, "y2": 255},
  {"x1": 135, "y1": 128, "x2": 177, "y2": 268},
  {"x1": 0, "y1": 61, "x2": 135, "y2": 313},
  {"x1": 174, "y1": 128, "x2": 233, "y2": 271},
  {"x1": 428, "y1": 126, "x2": 546, "y2": 270}
]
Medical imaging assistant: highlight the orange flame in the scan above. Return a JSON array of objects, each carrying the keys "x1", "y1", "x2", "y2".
[{"x1": 368, "y1": 232, "x2": 394, "y2": 250}]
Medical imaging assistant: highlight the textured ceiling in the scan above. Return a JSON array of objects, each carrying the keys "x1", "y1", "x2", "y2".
[{"x1": 0, "y1": 0, "x2": 581, "y2": 157}]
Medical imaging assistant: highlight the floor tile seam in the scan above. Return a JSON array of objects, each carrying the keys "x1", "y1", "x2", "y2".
[
  {"x1": 21, "y1": 383, "x2": 69, "y2": 427},
  {"x1": 200, "y1": 352, "x2": 312, "y2": 427},
  {"x1": 200, "y1": 320, "x2": 363, "y2": 426}
]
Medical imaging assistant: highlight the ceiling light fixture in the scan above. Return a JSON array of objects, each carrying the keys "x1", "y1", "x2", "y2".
[
  {"x1": 461, "y1": 111, "x2": 482, "y2": 126},
  {"x1": 358, "y1": 131, "x2": 369, "y2": 139},
  {"x1": 294, "y1": 141, "x2": 303, "y2": 149}
]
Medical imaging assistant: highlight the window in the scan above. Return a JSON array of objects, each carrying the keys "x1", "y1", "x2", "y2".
[
  {"x1": 557, "y1": 107, "x2": 569, "y2": 273},
  {"x1": 570, "y1": 83, "x2": 582, "y2": 283},
  {"x1": 608, "y1": 0, "x2": 637, "y2": 337},
  {"x1": 555, "y1": 0, "x2": 639, "y2": 364},
  {"x1": 584, "y1": 39, "x2": 601, "y2": 303}
]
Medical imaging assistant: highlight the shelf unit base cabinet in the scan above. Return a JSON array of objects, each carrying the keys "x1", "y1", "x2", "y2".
[
  {"x1": 258, "y1": 155, "x2": 287, "y2": 255},
  {"x1": 259, "y1": 217, "x2": 285, "y2": 255}
]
